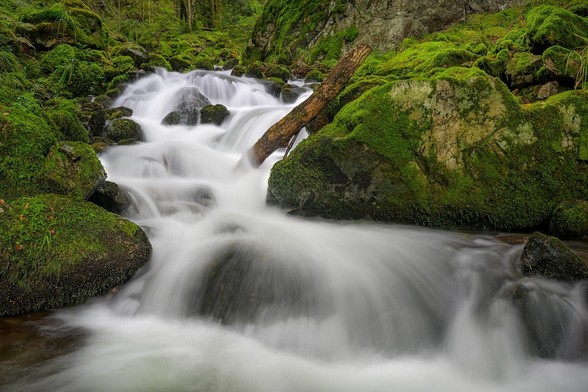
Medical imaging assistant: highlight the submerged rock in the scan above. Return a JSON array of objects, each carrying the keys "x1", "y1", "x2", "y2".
[
  {"x1": 163, "y1": 87, "x2": 211, "y2": 126},
  {"x1": 520, "y1": 232, "x2": 588, "y2": 281},
  {"x1": 0, "y1": 195, "x2": 151, "y2": 316},
  {"x1": 190, "y1": 243, "x2": 314, "y2": 324}
]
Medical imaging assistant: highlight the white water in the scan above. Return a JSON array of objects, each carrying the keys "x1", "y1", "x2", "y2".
[{"x1": 6, "y1": 70, "x2": 588, "y2": 391}]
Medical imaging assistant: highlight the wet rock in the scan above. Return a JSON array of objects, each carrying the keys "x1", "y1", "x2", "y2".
[
  {"x1": 88, "y1": 180, "x2": 132, "y2": 214},
  {"x1": 0, "y1": 195, "x2": 151, "y2": 316},
  {"x1": 281, "y1": 84, "x2": 306, "y2": 104},
  {"x1": 200, "y1": 104, "x2": 230, "y2": 126},
  {"x1": 105, "y1": 118, "x2": 143, "y2": 144},
  {"x1": 520, "y1": 232, "x2": 588, "y2": 281},
  {"x1": 105, "y1": 106, "x2": 133, "y2": 120},
  {"x1": 41, "y1": 141, "x2": 106, "y2": 199},
  {"x1": 161, "y1": 111, "x2": 182, "y2": 126},
  {"x1": 166, "y1": 86, "x2": 212, "y2": 126},
  {"x1": 549, "y1": 200, "x2": 588, "y2": 240},
  {"x1": 190, "y1": 244, "x2": 314, "y2": 324}
]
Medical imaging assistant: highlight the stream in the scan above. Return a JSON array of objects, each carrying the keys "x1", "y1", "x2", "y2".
[{"x1": 1, "y1": 69, "x2": 588, "y2": 391}]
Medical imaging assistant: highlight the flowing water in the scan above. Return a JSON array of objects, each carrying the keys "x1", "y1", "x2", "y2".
[{"x1": 2, "y1": 70, "x2": 588, "y2": 391}]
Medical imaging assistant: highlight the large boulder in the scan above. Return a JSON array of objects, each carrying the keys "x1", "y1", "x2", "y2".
[
  {"x1": 519, "y1": 232, "x2": 588, "y2": 281},
  {"x1": 0, "y1": 194, "x2": 151, "y2": 316},
  {"x1": 40, "y1": 141, "x2": 106, "y2": 199},
  {"x1": 268, "y1": 67, "x2": 588, "y2": 231}
]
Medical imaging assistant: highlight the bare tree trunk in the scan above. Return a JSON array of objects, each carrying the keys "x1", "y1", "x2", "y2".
[{"x1": 248, "y1": 44, "x2": 372, "y2": 166}]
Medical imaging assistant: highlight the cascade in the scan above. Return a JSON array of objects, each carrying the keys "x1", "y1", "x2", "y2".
[{"x1": 3, "y1": 69, "x2": 588, "y2": 392}]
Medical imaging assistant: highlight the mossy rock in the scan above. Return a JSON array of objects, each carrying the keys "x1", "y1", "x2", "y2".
[
  {"x1": 40, "y1": 141, "x2": 106, "y2": 200},
  {"x1": 268, "y1": 67, "x2": 588, "y2": 231},
  {"x1": 0, "y1": 94, "x2": 60, "y2": 200},
  {"x1": 20, "y1": 3, "x2": 109, "y2": 50},
  {"x1": 170, "y1": 53, "x2": 195, "y2": 72},
  {"x1": 147, "y1": 53, "x2": 172, "y2": 71},
  {"x1": 105, "y1": 106, "x2": 133, "y2": 120},
  {"x1": 161, "y1": 111, "x2": 182, "y2": 126},
  {"x1": 111, "y1": 43, "x2": 149, "y2": 67},
  {"x1": 88, "y1": 180, "x2": 132, "y2": 215},
  {"x1": 0, "y1": 194, "x2": 151, "y2": 316},
  {"x1": 542, "y1": 45, "x2": 582, "y2": 86},
  {"x1": 549, "y1": 200, "x2": 588, "y2": 240},
  {"x1": 46, "y1": 97, "x2": 89, "y2": 143},
  {"x1": 281, "y1": 84, "x2": 306, "y2": 104},
  {"x1": 200, "y1": 104, "x2": 230, "y2": 126},
  {"x1": 505, "y1": 52, "x2": 543, "y2": 88},
  {"x1": 520, "y1": 232, "x2": 588, "y2": 281},
  {"x1": 525, "y1": 5, "x2": 588, "y2": 52},
  {"x1": 39, "y1": 44, "x2": 76, "y2": 75},
  {"x1": 105, "y1": 118, "x2": 143, "y2": 144}
]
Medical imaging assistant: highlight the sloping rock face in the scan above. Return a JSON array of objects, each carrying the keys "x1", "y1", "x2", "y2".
[
  {"x1": 245, "y1": 0, "x2": 520, "y2": 65},
  {"x1": 267, "y1": 68, "x2": 588, "y2": 231}
]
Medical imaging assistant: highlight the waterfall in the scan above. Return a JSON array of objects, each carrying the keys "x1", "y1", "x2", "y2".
[{"x1": 4, "y1": 69, "x2": 588, "y2": 392}]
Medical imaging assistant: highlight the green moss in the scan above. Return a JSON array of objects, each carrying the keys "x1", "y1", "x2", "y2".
[
  {"x1": 40, "y1": 141, "x2": 106, "y2": 199},
  {"x1": 244, "y1": 0, "x2": 349, "y2": 65},
  {"x1": 46, "y1": 97, "x2": 89, "y2": 143},
  {"x1": 0, "y1": 93, "x2": 60, "y2": 200},
  {"x1": 505, "y1": 51, "x2": 544, "y2": 86},
  {"x1": 378, "y1": 42, "x2": 480, "y2": 78},
  {"x1": 549, "y1": 199, "x2": 588, "y2": 239},
  {"x1": 310, "y1": 26, "x2": 359, "y2": 65},
  {"x1": 0, "y1": 194, "x2": 150, "y2": 315},
  {"x1": 526, "y1": 5, "x2": 588, "y2": 52}
]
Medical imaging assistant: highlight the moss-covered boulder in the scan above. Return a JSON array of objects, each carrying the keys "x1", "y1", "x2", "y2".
[
  {"x1": 111, "y1": 42, "x2": 149, "y2": 67},
  {"x1": 40, "y1": 141, "x2": 106, "y2": 199},
  {"x1": 542, "y1": 46, "x2": 583, "y2": 86},
  {"x1": 0, "y1": 194, "x2": 151, "y2": 316},
  {"x1": 519, "y1": 232, "x2": 588, "y2": 281},
  {"x1": 20, "y1": 2, "x2": 109, "y2": 50},
  {"x1": 525, "y1": 5, "x2": 588, "y2": 53},
  {"x1": 549, "y1": 199, "x2": 588, "y2": 240},
  {"x1": 105, "y1": 118, "x2": 143, "y2": 144},
  {"x1": 200, "y1": 104, "x2": 230, "y2": 126},
  {"x1": 268, "y1": 67, "x2": 588, "y2": 231}
]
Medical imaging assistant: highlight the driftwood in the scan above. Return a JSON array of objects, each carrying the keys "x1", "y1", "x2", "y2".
[{"x1": 249, "y1": 44, "x2": 373, "y2": 166}]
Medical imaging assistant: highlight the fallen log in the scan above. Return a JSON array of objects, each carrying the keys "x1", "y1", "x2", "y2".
[{"x1": 248, "y1": 44, "x2": 372, "y2": 166}]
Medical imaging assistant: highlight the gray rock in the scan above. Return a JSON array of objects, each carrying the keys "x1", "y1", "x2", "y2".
[{"x1": 520, "y1": 232, "x2": 588, "y2": 281}]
